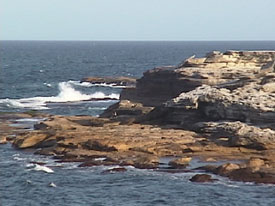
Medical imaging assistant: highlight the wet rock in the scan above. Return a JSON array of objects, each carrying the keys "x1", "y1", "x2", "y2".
[
  {"x1": 227, "y1": 168, "x2": 275, "y2": 184},
  {"x1": 133, "y1": 156, "x2": 159, "y2": 169},
  {"x1": 13, "y1": 132, "x2": 49, "y2": 149},
  {"x1": 78, "y1": 159, "x2": 116, "y2": 167},
  {"x1": 216, "y1": 163, "x2": 241, "y2": 176},
  {"x1": 168, "y1": 157, "x2": 192, "y2": 169},
  {"x1": 81, "y1": 76, "x2": 136, "y2": 87},
  {"x1": 247, "y1": 157, "x2": 265, "y2": 171},
  {"x1": 0, "y1": 137, "x2": 8, "y2": 144},
  {"x1": 190, "y1": 174, "x2": 217, "y2": 183}
]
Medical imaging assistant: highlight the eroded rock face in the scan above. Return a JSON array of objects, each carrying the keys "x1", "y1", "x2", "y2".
[
  {"x1": 195, "y1": 121, "x2": 275, "y2": 150},
  {"x1": 121, "y1": 51, "x2": 275, "y2": 107},
  {"x1": 8, "y1": 50, "x2": 275, "y2": 184},
  {"x1": 137, "y1": 51, "x2": 275, "y2": 151}
]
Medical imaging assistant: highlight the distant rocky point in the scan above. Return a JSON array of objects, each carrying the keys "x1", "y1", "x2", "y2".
[{"x1": 3, "y1": 50, "x2": 275, "y2": 184}]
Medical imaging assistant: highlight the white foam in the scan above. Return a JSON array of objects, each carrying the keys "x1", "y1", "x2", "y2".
[
  {"x1": 33, "y1": 164, "x2": 54, "y2": 173},
  {"x1": 43, "y1": 83, "x2": 52, "y2": 87},
  {"x1": 49, "y1": 182, "x2": 57, "y2": 187},
  {"x1": 0, "y1": 81, "x2": 120, "y2": 110}
]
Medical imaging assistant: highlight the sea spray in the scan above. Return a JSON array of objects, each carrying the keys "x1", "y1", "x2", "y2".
[{"x1": 0, "y1": 81, "x2": 119, "y2": 110}]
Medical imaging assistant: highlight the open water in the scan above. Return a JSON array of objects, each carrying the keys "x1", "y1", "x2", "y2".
[{"x1": 1, "y1": 41, "x2": 275, "y2": 205}]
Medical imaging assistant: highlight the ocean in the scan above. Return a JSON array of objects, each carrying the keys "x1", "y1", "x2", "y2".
[{"x1": 1, "y1": 41, "x2": 275, "y2": 205}]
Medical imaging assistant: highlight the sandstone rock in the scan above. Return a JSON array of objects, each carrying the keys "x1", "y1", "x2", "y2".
[
  {"x1": 82, "y1": 140, "x2": 118, "y2": 152},
  {"x1": 227, "y1": 168, "x2": 275, "y2": 184},
  {"x1": 100, "y1": 100, "x2": 153, "y2": 120},
  {"x1": 133, "y1": 156, "x2": 159, "y2": 169},
  {"x1": 195, "y1": 121, "x2": 275, "y2": 150},
  {"x1": 190, "y1": 174, "x2": 216, "y2": 183},
  {"x1": 168, "y1": 157, "x2": 192, "y2": 169},
  {"x1": 13, "y1": 132, "x2": 49, "y2": 149},
  {"x1": 8, "y1": 50, "x2": 275, "y2": 185},
  {"x1": 120, "y1": 50, "x2": 275, "y2": 108},
  {"x1": 247, "y1": 157, "x2": 265, "y2": 171},
  {"x1": 0, "y1": 136, "x2": 7, "y2": 144},
  {"x1": 216, "y1": 163, "x2": 241, "y2": 175}
]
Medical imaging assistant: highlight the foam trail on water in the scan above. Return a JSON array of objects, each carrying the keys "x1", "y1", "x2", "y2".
[{"x1": 0, "y1": 81, "x2": 120, "y2": 110}]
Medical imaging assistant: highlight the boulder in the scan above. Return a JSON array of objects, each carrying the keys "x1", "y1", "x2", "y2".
[{"x1": 168, "y1": 157, "x2": 192, "y2": 169}]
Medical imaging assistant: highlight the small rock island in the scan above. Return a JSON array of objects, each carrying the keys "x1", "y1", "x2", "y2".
[{"x1": 2, "y1": 50, "x2": 275, "y2": 184}]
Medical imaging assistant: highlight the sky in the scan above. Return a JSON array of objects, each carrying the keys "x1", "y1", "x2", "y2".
[{"x1": 1, "y1": 0, "x2": 275, "y2": 41}]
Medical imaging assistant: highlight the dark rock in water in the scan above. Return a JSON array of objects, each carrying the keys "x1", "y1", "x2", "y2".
[
  {"x1": 132, "y1": 156, "x2": 159, "y2": 169},
  {"x1": 190, "y1": 174, "x2": 217, "y2": 183},
  {"x1": 227, "y1": 168, "x2": 275, "y2": 184},
  {"x1": 81, "y1": 76, "x2": 136, "y2": 87},
  {"x1": 78, "y1": 159, "x2": 116, "y2": 167},
  {"x1": 102, "y1": 167, "x2": 127, "y2": 173}
]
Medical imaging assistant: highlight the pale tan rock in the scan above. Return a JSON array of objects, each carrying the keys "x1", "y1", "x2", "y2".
[
  {"x1": 168, "y1": 157, "x2": 192, "y2": 168},
  {"x1": 0, "y1": 136, "x2": 7, "y2": 144},
  {"x1": 247, "y1": 157, "x2": 265, "y2": 170},
  {"x1": 262, "y1": 82, "x2": 275, "y2": 92},
  {"x1": 217, "y1": 163, "x2": 240, "y2": 175}
]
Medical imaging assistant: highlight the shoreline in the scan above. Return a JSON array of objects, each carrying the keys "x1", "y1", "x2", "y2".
[{"x1": 1, "y1": 50, "x2": 275, "y2": 184}]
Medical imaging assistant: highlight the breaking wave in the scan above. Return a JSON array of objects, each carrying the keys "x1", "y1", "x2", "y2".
[{"x1": 0, "y1": 81, "x2": 120, "y2": 110}]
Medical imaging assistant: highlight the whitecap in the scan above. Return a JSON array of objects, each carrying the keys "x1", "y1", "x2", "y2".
[
  {"x1": 0, "y1": 81, "x2": 120, "y2": 110},
  {"x1": 49, "y1": 182, "x2": 57, "y2": 187},
  {"x1": 43, "y1": 83, "x2": 52, "y2": 87},
  {"x1": 33, "y1": 164, "x2": 54, "y2": 173},
  {"x1": 13, "y1": 156, "x2": 26, "y2": 161}
]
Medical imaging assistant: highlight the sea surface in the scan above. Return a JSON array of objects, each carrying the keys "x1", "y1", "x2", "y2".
[{"x1": 1, "y1": 41, "x2": 275, "y2": 205}]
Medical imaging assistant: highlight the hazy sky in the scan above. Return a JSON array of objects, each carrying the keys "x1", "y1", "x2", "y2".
[{"x1": 1, "y1": 0, "x2": 275, "y2": 41}]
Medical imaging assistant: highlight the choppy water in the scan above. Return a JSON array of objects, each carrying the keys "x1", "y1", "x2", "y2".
[{"x1": 1, "y1": 41, "x2": 275, "y2": 205}]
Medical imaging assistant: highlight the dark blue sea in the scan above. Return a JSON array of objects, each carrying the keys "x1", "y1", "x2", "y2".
[{"x1": 1, "y1": 41, "x2": 275, "y2": 205}]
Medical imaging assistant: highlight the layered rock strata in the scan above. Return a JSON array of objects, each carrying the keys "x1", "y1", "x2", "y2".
[{"x1": 6, "y1": 50, "x2": 275, "y2": 184}]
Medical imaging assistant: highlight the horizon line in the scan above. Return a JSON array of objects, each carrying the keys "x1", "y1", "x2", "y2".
[{"x1": 1, "y1": 39, "x2": 275, "y2": 42}]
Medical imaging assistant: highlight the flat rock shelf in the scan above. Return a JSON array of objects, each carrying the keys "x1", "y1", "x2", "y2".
[{"x1": 2, "y1": 50, "x2": 275, "y2": 184}]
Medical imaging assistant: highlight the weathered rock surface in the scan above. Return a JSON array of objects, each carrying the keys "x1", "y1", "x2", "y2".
[
  {"x1": 120, "y1": 51, "x2": 275, "y2": 106},
  {"x1": 6, "y1": 50, "x2": 275, "y2": 184},
  {"x1": 168, "y1": 157, "x2": 192, "y2": 169}
]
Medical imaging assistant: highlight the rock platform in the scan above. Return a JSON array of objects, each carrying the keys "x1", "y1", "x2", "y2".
[{"x1": 2, "y1": 50, "x2": 275, "y2": 184}]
